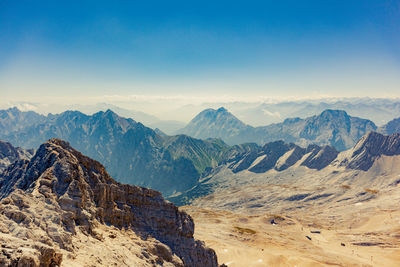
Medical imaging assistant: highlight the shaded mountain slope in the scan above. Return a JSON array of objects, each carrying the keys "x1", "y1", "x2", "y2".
[
  {"x1": 379, "y1": 117, "x2": 400, "y2": 135},
  {"x1": 0, "y1": 139, "x2": 218, "y2": 266},
  {"x1": 163, "y1": 135, "x2": 228, "y2": 174},
  {"x1": 0, "y1": 140, "x2": 33, "y2": 173}
]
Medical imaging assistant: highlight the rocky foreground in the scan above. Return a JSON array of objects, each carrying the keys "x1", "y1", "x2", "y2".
[{"x1": 0, "y1": 139, "x2": 219, "y2": 266}]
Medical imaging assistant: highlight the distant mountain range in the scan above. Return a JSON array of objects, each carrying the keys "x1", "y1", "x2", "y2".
[
  {"x1": 2, "y1": 106, "x2": 400, "y2": 200},
  {"x1": 154, "y1": 98, "x2": 400, "y2": 126},
  {"x1": 178, "y1": 107, "x2": 400, "y2": 151},
  {"x1": 230, "y1": 99, "x2": 400, "y2": 126},
  {"x1": 0, "y1": 108, "x2": 228, "y2": 197}
]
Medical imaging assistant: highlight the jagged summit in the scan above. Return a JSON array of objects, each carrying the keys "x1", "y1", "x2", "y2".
[
  {"x1": 0, "y1": 138, "x2": 111, "y2": 199},
  {"x1": 0, "y1": 138, "x2": 218, "y2": 266}
]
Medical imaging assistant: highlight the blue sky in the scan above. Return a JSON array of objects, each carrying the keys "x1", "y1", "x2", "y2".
[{"x1": 0, "y1": 0, "x2": 399, "y2": 101}]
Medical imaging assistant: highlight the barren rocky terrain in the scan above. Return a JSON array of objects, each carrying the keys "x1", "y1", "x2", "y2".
[{"x1": 0, "y1": 139, "x2": 218, "y2": 266}]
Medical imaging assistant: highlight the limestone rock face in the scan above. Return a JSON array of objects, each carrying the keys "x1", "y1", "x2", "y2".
[
  {"x1": 339, "y1": 132, "x2": 400, "y2": 171},
  {"x1": 222, "y1": 132, "x2": 400, "y2": 174},
  {"x1": 300, "y1": 145, "x2": 339, "y2": 170},
  {"x1": 275, "y1": 146, "x2": 306, "y2": 171},
  {"x1": 225, "y1": 140, "x2": 338, "y2": 174},
  {"x1": 0, "y1": 139, "x2": 218, "y2": 267},
  {"x1": 248, "y1": 141, "x2": 295, "y2": 173}
]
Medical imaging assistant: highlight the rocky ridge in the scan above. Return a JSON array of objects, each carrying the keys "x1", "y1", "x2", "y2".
[
  {"x1": 225, "y1": 141, "x2": 339, "y2": 174},
  {"x1": 334, "y1": 131, "x2": 400, "y2": 171},
  {"x1": 0, "y1": 139, "x2": 218, "y2": 266},
  {"x1": 172, "y1": 132, "x2": 400, "y2": 205},
  {"x1": 221, "y1": 132, "x2": 400, "y2": 174}
]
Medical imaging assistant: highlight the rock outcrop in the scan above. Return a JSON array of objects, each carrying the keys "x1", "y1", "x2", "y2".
[
  {"x1": 300, "y1": 144, "x2": 339, "y2": 170},
  {"x1": 0, "y1": 139, "x2": 219, "y2": 266}
]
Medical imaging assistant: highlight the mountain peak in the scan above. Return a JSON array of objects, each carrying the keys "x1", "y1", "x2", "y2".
[
  {"x1": 217, "y1": 107, "x2": 227, "y2": 112},
  {"x1": 8, "y1": 106, "x2": 21, "y2": 113},
  {"x1": 178, "y1": 107, "x2": 251, "y2": 145},
  {"x1": 104, "y1": 108, "x2": 115, "y2": 114},
  {"x1": 298, "y1": 109, "x2": 377, "y2": 151},
  {"x1": 200, "y1": 107, "x2": 231, "y2": 117},
  {"x1": 319, "y1": 109, "x2": 349, "y2": 117},
  {"x1": 92, "y1": 108, "x2": 118, "y2": 117}
]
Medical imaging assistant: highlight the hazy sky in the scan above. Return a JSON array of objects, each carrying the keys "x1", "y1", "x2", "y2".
[{"x1": 1, "y1": 0, "x2": 400, "y2": 103}]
